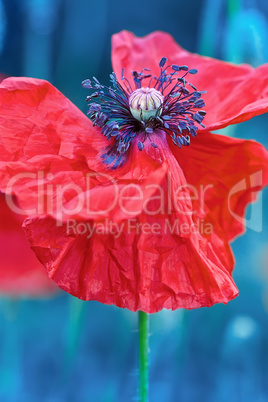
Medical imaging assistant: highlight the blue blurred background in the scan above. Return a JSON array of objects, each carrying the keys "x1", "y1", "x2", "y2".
[{"x1": 0, "y1": 0, "x2": 268, "y2": 401}]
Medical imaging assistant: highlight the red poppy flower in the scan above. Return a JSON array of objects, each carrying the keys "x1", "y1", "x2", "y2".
[
  {"x1": 0, "y1": 31, "x2": 267, "y2": 312},
  {"x1": 0, "y1": 193, "x2": 57, "y2": 297}
]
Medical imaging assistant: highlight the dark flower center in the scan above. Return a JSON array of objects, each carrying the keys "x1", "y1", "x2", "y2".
[{"x1": 82, "y1": 57, "x2": 206, "y2": 168}]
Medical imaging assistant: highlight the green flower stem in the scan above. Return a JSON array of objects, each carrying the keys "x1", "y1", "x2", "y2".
[
  {"x1": 63, "y1": 296, "x2": 86, "y2": 379},
  {"x1": 138, "y1": 311, "x2": 149, "y2": 402}
]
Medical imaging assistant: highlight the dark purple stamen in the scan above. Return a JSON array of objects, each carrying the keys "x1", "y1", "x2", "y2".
[{"x1": 82, "y1": 58, "x2": 206, "y2": 169}]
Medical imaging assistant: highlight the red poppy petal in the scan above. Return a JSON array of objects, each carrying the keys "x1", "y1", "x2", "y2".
[
  {"x1": 170, "y1": 131, "x2": 268, "y2": 241},
  {"x1": 24, "y1": 213, "x2": 238, "y2": 313},
  {"x1": 0, "y1": 77, "x2": 114, "y2": 214},
  {"x1": 112, "y1": 30, "x2": 180, "y2": 81},
  {"x1": 0, "y1": 136, "x2": 169, "y2": 223},
  {"x1": 63, "y1": 131, "x2": 194, "y2": 228},
  {"x1": 203, "y1": 64, "x2": 268, "y2": 131},
  {"x1": 0, "y1": 77, "x2": 109, "y2": 162},
  {"x1": 112, "y1": 30, "x2": 268, "y2": 130},
  {"x1": 0, "y1": 78, "x2": 175, "y2": 223},
  {"x1": 0, "y1": 194, "x2": 57, "y2": 297},
  {"x1": 54, "y1": 161, "x2": 168, "y2": 223}
]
